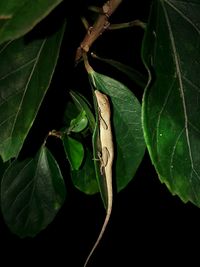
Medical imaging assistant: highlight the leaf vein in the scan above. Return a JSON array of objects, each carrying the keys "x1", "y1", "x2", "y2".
[
  {"x1": 0, "y1": 58, "x2": 36, "y2": 81},
  {"x1": 0, "y1": 112, "x2": 15, "y2": 128},
  {"x1": 5, "y1": 160, "x2": 34, "y2": 205},
  {"x1": 0, "y1": 87, "x2": 23, "y2": 108},
  {"x1": 183, "y1": 76, "x2": 200, "y2": 93},
  {"x1": 169, "y1": 128, "x2": 184, "y2": 180},
  {"x1": 0, "y1": 40, "x2": 12, "y2": 54},
  {"x1": 188, "y1": 121, "x2": 200, "y2": 134}
]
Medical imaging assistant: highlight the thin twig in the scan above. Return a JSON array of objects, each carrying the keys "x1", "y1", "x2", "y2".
[
  {"x1": 75, "y1": 0, "x2": 123, "y2": 63},
  {"x1": 108, "y1": 20, "x2": 146, "y2": 30},
  {"x1": 87, "y1": 5, "x2": 102, "y2": 14},
  {"x1": 81, "y1": 16, "x2": 90, "y2": 31}
]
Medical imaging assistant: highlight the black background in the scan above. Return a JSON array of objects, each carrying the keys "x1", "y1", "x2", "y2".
[{"x1": 1, "y1": 0, "x2": 200, "y2": 266}]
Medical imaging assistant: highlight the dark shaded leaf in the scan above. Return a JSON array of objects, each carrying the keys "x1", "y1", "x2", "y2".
[
  {"x1": 0, "y1": 0, "x2": 63, "y2": 44},
  {"x1": 0, "y1": 21, "x2": 66, "y2": 161},
  {"x1": 0, "y1": 157, "x2": 10, "y2": 179},
  {"x1": 0, "y1": 158, "x2": 10, "y2": 199},
  {"x1": 71, "y1": 148, "x2": 99, "y2": 195},
  {"x1": 70, "y1": 90, "x2": 95, "y2": 132},
  {"x1": 142, "y1": 0, "x2": 200, "y2": 206},
  {"x1": 1, "y1": 146, "x2": 66, "y2": 237},
  {"x1": 63, "y1": 100, "x2": 80, "y2": 127}
]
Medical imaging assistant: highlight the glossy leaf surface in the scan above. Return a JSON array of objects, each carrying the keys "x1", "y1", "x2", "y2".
[
  {"x1": 1, "y1": 146, "x2": 66, "y2": 237},
  {"x1": 69, "y1": 111, "x2": 88, "y2": 133},
  {"x1": 0, "y1": 22, "x2": 65, "y2": 161},
  {"x1": 0, "y1": 0, "x2": 63, "y2": 44},
  {"x1": 142, "y1": 0, "x2": 200, "y2": 206}
]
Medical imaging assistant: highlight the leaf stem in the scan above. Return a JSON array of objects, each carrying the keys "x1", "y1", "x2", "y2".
[
  {"x1": 48, "y1": 130, "x2": 62, "y2": 139},
  {"x1": 83, "y1": 52, "x2": 94, "y2": 74},
  {"x1": 108, "y1": 20, "x2": 146, "y2": 30},
  {"x1": 81, "y1": 16, "x2": 90, "y2": 30},
  {"x1": 88, "y1": 5, "x2": 102, "y2": 14}
]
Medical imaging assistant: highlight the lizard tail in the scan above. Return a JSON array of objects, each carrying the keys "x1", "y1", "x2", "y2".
[{"x1": 83, "y1": 196, "x2": 112, "y2": 267}]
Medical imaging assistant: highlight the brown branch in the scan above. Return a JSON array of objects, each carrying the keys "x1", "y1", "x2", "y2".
[{"x1": 75, "y1": 0, "x2": 123, "y2": 63}]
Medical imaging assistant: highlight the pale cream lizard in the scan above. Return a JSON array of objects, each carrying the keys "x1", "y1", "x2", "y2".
[{"x1": 83, "y1": 90, "x2": 114, "y2": 267}]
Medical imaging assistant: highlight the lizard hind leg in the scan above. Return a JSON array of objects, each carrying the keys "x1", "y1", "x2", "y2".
[
  {"x1": 102, "y1": 147, "x2": 110, "y2": 167},
  {"x1": 98, "y1": 147, "x2": 110, "y2": 175}
]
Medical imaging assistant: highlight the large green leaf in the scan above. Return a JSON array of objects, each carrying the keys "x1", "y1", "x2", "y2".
[
  {"x1": 0, "y1": 22, "x2": 66, "y2": 162},
  {"x1": 142, "y1": 0, "x2": 200, "y2": 206},
  {"x1": 0, "y1": 0, "x2": 63, "y2": 44},
  {"x1": 90, "y1": 71, "x2": 146, "y2": 192},
  {"x1": 62, "y1": 135, "x2": 84, "y2": 171},
  {"x1": 1, "y1": 146, "x2": 66, "y2": 237}
]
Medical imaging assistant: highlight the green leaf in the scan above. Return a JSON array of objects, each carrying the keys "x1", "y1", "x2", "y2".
[
  {"x1": 70, "y1": 90, "x2": 96, "y2": 132},
  {"x1": 142, "y1": 0, "x2": 200, "y2": 206},
  {"x1": 1, "y1": 146, "x2": 66, "y2": 237},
  {"x1": 90, "y1": 71, "x2": 146, "y2": 192},
  {"x1": 0, "y1": 21, "x2": 66, "y2": 162},
  {"x1": 0, "y1": 0, "x2": 63, "y2": 44},
  {"x1": 69, "y1": 111, "x2": 88, "y2": 133},
  {"x1": 71, "y1": 148, "x2": 99, "y2": 195},
  {"x1": 62, "y1": 135, "x2": 84, "y2": 171},
  {"x1": 92, "y1": 53, "x2": 147, "y2": 88}
]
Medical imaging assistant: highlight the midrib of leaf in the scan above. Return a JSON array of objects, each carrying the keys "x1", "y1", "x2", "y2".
[
  {"x1": 8, "y1": 39, "x2": 46, "y2": 150},
  {"x1": 12, "y1": 151, "x2": 42, "y2": 229},
  {"x1": 162, "y1": 1, "x2": 200, "y2": 182},
  {"x1": 5, "y1": 161, "x2": 33, "y2": 225},
  {"x1": 14, "y1": 180, "x2": 35, "y2": 227},
  {"x1": 164, "y1": 0, "x2": 200, "y2": 34},
  {"x1": 6, "y1": 161, "x2": 32, "y2": 203},
  {"x1": 31, "y1": 149, "x2": 61, "y2": 214},
  {"x1": 22, "y1": 151, "x2": 43, "y2": 229}
]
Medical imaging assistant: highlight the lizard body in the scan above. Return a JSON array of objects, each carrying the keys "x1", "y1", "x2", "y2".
[{"x1": 83, "y1": 90, "x2": 114, "y2": 267}]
